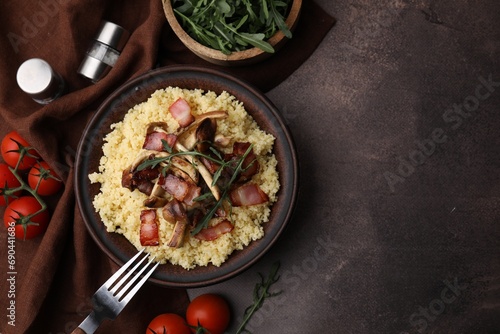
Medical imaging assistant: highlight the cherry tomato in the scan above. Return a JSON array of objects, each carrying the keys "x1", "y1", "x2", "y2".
[
  {"x1": 28, "y1": 161, "x2": 63, "y2": 196},
  {"x1": 1, "y1": 131, "x2": 40, "y2": 170},
  {"x1": 186, "y1": 294, "x2": 230, "y2": 334},
  {"x1": 3, "y1": 196, "x2": 50, "y2": 239},
  {"x1": 0, "y1": 163, "x2": 21, "y2": 206},
  {"x1": 146, "y1": 313, "x2": 191, "y2": 334}
]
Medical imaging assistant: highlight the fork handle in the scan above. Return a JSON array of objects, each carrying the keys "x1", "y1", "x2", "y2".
[{"x1": 71, "y1": 328, "x2": 87, "y2": 334}]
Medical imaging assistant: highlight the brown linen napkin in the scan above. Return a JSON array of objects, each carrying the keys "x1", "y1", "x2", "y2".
[
  {"x1": 0, "y1": 1, "x2": 334, "y2": 333},
  {"x1": 0, "y1": 2, "x2": 190, "y2": 333}
]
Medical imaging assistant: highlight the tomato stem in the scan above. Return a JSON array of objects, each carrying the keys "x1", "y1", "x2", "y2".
[
  {"x1": 7, "y1": 138, "x2": 37, "y2": 173},
  {"x1": 3, "y1": 144, "x2": 49, "y2": 239},
  {"x1": 9, "y1": 165, "x2": 48, "y2": 215}
]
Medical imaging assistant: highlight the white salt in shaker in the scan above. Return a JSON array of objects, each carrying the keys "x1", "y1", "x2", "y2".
[{"x1": 78, "y1": 21, "x2": 130, "y2": 83}]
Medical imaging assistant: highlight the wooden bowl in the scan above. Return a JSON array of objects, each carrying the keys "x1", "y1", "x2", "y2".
[{"x1": 162, "y1": 0, "x2": 302, "y2": 66}]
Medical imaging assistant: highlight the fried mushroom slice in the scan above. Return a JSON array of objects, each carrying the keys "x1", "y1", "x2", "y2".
[
  {"x1": 143, "y1": 178, "x2": 168, "y2": 208},
  {"x1": 162, "y1": 199, "x2": 188, "y2": 248},
  {"x1": 175, "y1": 142, "x2": 221, "y2": 201},
  {"x1": 177, "y1": 111, "x2": 228, "y2": 150},
  {"x1": 170, "y1": 156, "x2": 198, "y2": 184}
]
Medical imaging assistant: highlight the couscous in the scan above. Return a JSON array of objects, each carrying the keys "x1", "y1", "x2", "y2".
[{"x1": 89, "y1": 87, "x2": 279, "y2": 269}]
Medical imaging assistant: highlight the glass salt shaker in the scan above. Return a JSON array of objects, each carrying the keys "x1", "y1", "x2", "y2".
[
  {"x1": 78, "y1": 21, "x2": 129, "y2": 83},
  {"x1": 16, "y1": 58, "x2": 65, "y2": 105}
]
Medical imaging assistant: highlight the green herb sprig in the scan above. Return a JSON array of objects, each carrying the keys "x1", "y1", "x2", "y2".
[
  {"x1": 235, "y1": 261, "x2": 282, "y2": 334},
  {"x1": 136, "y1": 142, "x2": 255, "y2": 235},
  {"x1": 172, "y1": 0, "x2": 293, "y2": 54}
]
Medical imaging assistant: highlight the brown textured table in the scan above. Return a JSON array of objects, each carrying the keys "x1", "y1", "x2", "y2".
[
  {"x1": 0, "y1": 0, "x2": 498, "y2": 333},
  {"x1": 189, "y1": 1, "x2": 500, "y2": 333}
]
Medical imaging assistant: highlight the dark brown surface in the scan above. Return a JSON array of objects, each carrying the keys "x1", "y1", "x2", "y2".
[
  {"x1": 194, "y1": 1, "x2": 500, "y2": 333},
  {"x1": 0, "y1": 0, "x2": 333, "y2": 333},
  {"x1": 1, "y1": 0, "x2": 499, "y2": 333}
]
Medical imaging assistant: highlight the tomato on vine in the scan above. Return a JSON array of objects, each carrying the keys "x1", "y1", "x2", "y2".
[
  {"x1": 3, "y1": 196, "x2": 50, "y2": 239},
  {"x1": 0, "y1": 162, "x2": 21, "y2": 206},
  {"x1": 28, "y1": 161, "x2": 63, "y2": 196},
  {"x1": 146, "y1": 313, "x2": 191, "y2": 334},
  {"x1": 1, "y1": 130, "x2": 40, "y2": 170}
]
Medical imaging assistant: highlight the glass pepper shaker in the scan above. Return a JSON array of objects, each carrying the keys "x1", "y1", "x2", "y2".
[{"x1": 78, "y1": 21, "x2": 130, "y2": 83}]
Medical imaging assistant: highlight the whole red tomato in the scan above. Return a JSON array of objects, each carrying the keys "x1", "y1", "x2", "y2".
[
  {"x1": 0, "y1": 163, "x2": 21, "y2": 206},
  {"x1": 28, "y1": 161, "x2": 63, "y2": 196},
  {"x1": 186, "y1": 294, "x2": 230, "y2": 334},
  {"x1": 4, "y1": 196, "x2": 50, "y2": 239},
  {"x1": 146, "y1": 313, "x2": 191, "y2": 334},
  {"x1": 1, "y1": 130, "x2": 40, "y2": 170}
]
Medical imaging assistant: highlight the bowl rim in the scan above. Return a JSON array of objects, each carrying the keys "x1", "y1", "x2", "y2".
[
  {"x1": 74, "y1": 65, "x2": 299, "y2": 287},
  {"x1": 162, "y1": 0, "x2": 302, "y2": 63}
]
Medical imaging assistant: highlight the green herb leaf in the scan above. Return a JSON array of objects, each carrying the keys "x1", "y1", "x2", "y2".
[
  {"x1": 190, "y1": 144, "x2": 254, "y2": 236},
  {"x1": 161, "y1": 139, "x2": 173, "y2": 153},
  {"x1": 134, "y1": 141, "x2": 255, "y2": 236},
  {"x1": 216, "y1": 0, "x2": 231, "y2": 14},
  {"x1": 270, "y1": 0, "x2": 292, "y2": 38},
  {"x1": 193, "y1": 192, "x2": 214, "y2": 202},
  {"x1": 172, "y1": 0, "x2": 292, "y2": 54},
  {"x1": 239, "y1": 33, "x2": 275, "y2": 53}
]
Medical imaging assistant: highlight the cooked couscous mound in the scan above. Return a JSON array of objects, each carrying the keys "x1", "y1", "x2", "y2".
[{"x1": 89, "y1": 87, "x2": 279, "y2": 269}]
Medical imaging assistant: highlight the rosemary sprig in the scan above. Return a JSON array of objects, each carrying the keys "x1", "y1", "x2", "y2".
[
  {"x1": 235, "y1": 261, "x2": 282, "y2": 334},
  {"x1": 190, "y1": 143, "x2": 254, "y2": 236}
]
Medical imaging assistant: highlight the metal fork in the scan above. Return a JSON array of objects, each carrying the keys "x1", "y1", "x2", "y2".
[{"x1": 71, "y1": 249, "x2": 159, "y2": 334}]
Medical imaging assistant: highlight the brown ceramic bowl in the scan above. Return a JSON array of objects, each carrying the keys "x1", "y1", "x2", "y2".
[
  {"x1": 75, "y1": 65, "x2": 298, "y2": 287},
  {"x1": 162, "y1": 0, "x2": 302, "y2": 66}
]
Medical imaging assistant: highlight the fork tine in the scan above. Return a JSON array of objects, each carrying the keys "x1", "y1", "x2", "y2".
[
  {"x1": 104, "y1": 249, "x2": 145, "y2": 289},
  {"x1": 113, "y1": 254, "x2": 153, "y2": 300},
  {"x1": 109, "y1": 253, "x2": 148, "y2": 294},
  {"x1": 122, "y1": 261, "x2": 159, "y2": 304},
  {"x1": 73, "y1": 250, "x2": 158, "y2": 334},
  {"x1": 118, "y1": 258, "x2": 159, "y2": 303}
]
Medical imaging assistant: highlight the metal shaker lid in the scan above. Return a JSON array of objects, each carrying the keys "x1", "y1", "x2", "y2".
[
  {"x1": 94, "y1": 21, "x2": 129, "y2": 51},
  {"x1": 16, "y1": 58, "x2": 62, "y2": 102}
]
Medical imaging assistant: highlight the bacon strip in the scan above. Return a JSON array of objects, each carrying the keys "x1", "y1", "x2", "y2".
[
  {"x1": 200, "y1": 152, "x2": 221, "y2": 174},
  {"x1": 143, "y1": 131, "x2": 177, "y2": 151},
  {"x1": 183, "y1": 185, "x2": 201, "y2": 206},
  {"x1": 160, "y1": 174, "x2": 189, "y2": 201},
  {"x1": 194, "y1": 220, "x2": 234, "y2": 241},
  {"x1": 229, "y1": 183, "x2": 269, "y2": 206},
  {"x1": 140, "y1": 209, "x2": 159, "y2": 246},
  {"x1": 225, "y1": 142, "x2": 259, "y2": 181},
  {"x1": 169, "y1": 98, "x2": 195, "y2": 127}
]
